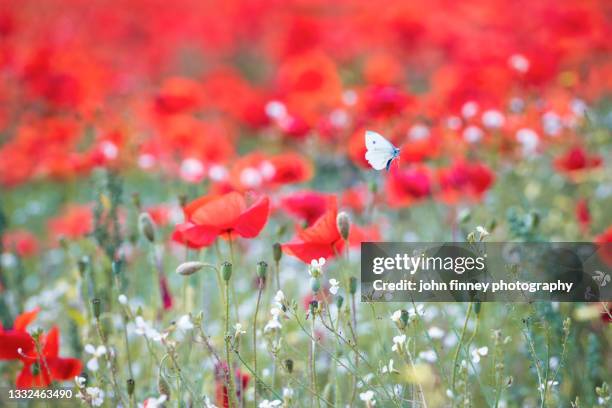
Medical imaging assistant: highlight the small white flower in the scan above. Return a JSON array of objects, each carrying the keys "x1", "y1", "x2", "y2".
[
  {"x1": 259, "y1": 399, "x2": 282, "y2": 408},
  {"x1": 84, "y1": 344, "x2": 107, "y2": 372},
  {"x1": 509, "y1": 54, "x2": 530, "y2": 73},
  {"x1": 427, "y1": 326, "x2": 445, "y2": 339},
  {"x1": 538, "y1": 380, "x2": 559, "y2": 391},
  {"x1": 86, "y1": 387, "x2": 105, "y2": 407},
  {"x1": 381, "y1": 359, "x2": 398, "y2": 374},
  {"x1": 391, "y1": 334, "x2": 407, "y2": 353},
  {"x1": 329, "y1": 279, "x2": 340, "y2": 295},
  {"x1": 476, "y1": 226, "x2": 490, "y2": 239},
  {"x1": 274, "y1": 290, "x2": 285, "y2": 306},
  {"x1": 461, "y1": 101, "x2": 479, "y2": 118},
  {"x1": 139, "y1": 394, "x2": 167, "y2": 408},
  {"x1": 471, "y1": 346, "x2": 489, "y2": 363},
  {"x1": 390, "y1": 310, "x2": 402, "y2": 323},
  {"x1": 234, "y1": 323, "x2": 246, "y2": 337},
  {"x1": 359, "y1": 390, "x2": 376, "y2": 405},
  {"x1": 176, "y1": 315, "x2": 194, "y2": 332},
  {"x1": 74, "y1": 376, "x2": 86, "y2": 388},
  {"x1": 283, "y1": 387, "x2": 294, "y2": 398},
  {"x1": 482, "y1": 109, "x2": 506, "y2": 129},
  {"x1": 118, "y1": 294, "x2": 128, "y2": 305},
  {"x1": 419, "y1": 349, "x2": 438, "y2": 363},
  {"x1": 309, "y1": 257, "x2": 326, "y2": 276}
]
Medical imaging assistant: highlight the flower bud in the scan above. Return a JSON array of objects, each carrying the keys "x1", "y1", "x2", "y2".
[
  {"x1": 336, "y1": 211, "x2": 351, "y2": 241},
  {"x1": 157, "y1": 375, "x2": 171, "y2": 400},
  {"x1": 309, "y1": 300, "x2": 318, "y2": 315},
  {"x1": 112, "y1": 259, "x2": 124, "y2": 276},
  {"x1": 257, "y1": 261, "x2": 268, "y2": 278},
  {"x1": 310, "y1": 277, "x2": 321, "y2": 293},
  {"x1": 336, "y1": 295, "x2": 344, "y2": 309},
  {"x1": 178, "y1": 194, "x2": 188, "y2": 208},
  {"x1": 221, "y1": 262, "x2": 232, "y2": 281},
  {"x1": 138, "y1": 213, "x2": 155, "y2": 243},
  {"x1": 91, "y1": 298, "x2": 101, "y2": 319},
  {"x1": 273, "y1": 243, "x2": 283, "y2": 262},
  {"x1": 284, "y1": 359, "x2": 294, "y2": 373},
  {"x1": 127, "y1": 378, "x2": 135, "y2": 396},
  {"x1": 77, "y1": 256, "x2": 90, "y2": 276},
  {"x1": 349, "y1": 277, "x2": 358, "y2": 295},
  {"x1": 176, "y1": 261, "x2": 206, "y2": 276},
  {"x1": 131, "y1": 192, "x2": 141, "y2": 210}
]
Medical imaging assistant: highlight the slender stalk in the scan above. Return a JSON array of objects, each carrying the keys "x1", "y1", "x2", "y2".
[
  {"x1": 253, "y1": 279, "x2": 263, "y2": 407},
  {"x1": 451, "y1": 302, "x2": 472, "y2": 404},
  {"x1": 224, "y1": 282, "x2": 238, "y2": 408}
]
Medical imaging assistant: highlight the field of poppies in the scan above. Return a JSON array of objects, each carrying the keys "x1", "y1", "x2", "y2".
[{"x1": 1, "y1": 0, "x2": 611, "y2": 407}]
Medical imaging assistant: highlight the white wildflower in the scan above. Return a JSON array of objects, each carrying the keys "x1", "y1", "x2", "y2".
[
  {"x1": 84, "y1": 344, "x2": 107, "y2": 372},
  {"x1": 471, "y1": 346, "x2": 489, "y2": 363},
  {"x1": 329, "y1": 279, "x2": 340, "y2": 295},
  {"x1": 391, "y1": 334, "x2": 407, "y2": 353}
]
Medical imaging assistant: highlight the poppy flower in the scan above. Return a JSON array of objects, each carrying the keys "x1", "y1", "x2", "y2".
[
  {"x1": 173, "y1": 192, "x2": 270, "y2": 248},
  {"x1": 282, "y1": 197, "x2": 344, "y2": 263},
  {"x1": 0, "y1": 309, "x2": 38, "y2": 360},
  {"x1": 554, "y1": 147, "x2": 602, "y2": 175},
  {"x1": 280, "y1": 190, "x2": 331, "y2": 226},
  {"x1": 437, "y1": 161, "x2": 495, "y2": 203},
  {"x1": 575, "y1": 199, "x2": 590, "y2": 233},
  {"x1": 2, "y1": 230, "x2": 39, "y2": 257},
  {"x1": 154, "y1": 77, "x2": 203, "y2": 115},
  {"x1": 386, "y1": 166, "x2": 432, "y2": 208},
  {"x1": 348, "y1": 224, "x2": 382, "y2": 247},
  {"x1": 229, "y1": 152, "x2": 313, "y2": 190},
  {"x1": 595, "y1": 225, "x2": 612, "y2": 266},
  {"x1": 16, "y1": 327, "x2": 82, "y2": 388},
  {"x1": 48, "y1": 205, "x2": 93, "y2": 241},
  {"x1": 214, "y1": 363, "x2": 250, "y2": 408}
]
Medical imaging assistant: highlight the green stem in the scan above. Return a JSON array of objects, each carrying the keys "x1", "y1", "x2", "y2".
[
  {"x1": 451, "y1": 302, "x2": 473, "y2": 404},
  {"x1": 253, "y1": 281, "x2": 263, "y2": 407},
  {"x1": 224, "y1": 282, "x2": 238, "y2": 408}
]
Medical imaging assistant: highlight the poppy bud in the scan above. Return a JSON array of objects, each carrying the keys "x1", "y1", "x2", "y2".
[
  {"x1": 77, "y1": 256, "x2": 90, "y2": 275},
  {"x1": 127, "y1": 378, "x2": 135, "y2": 396},
  {"x1": 336, "y1": 295, "x2": 344, "y2": 309},
  {"x1": 336, "y1": 212, "x2": 351, "y2": 241},
  {"x1": 178, "y1": 194, "x2": 188, "y2": 208},
  {"x1": 284, "y1": 359, "x2": 294, "y2": 373},
  {"x1": 273, "y1": 242, "x2": 282, "y2": 262},
  {"x1": 176, "y1": 261, "x2": 206, "y2": 276},
  {"x1": 138, "y1": 213, "x2": 155, "y2": 243},
  {"x1": 349, "y1": 277, "x2": 358, "y2": 295},
  {"x1": 131, "y1": 192, "x2": 141, "y2": 210},
  {"x1": 157, "y1": 375, "x2": 171, "y2": 400},
  {"x1": 91, "y1": 298, "x2": 101, "y2": 319},
  {"x1": 309, "y1": 300, "x2": 318, "y2": 315},
  {"x1": 311, "y1": 277, "x2": 321, "y2": 293},
  {"x1": 400, "y1": 309, "x2": 409, "y2": 327},
  {"x1": 221, "y1": 262, "x2": 232, "y2": 281},
  {"x1": 112, "y1": 259, "x2": 124, "y2": 276},
  {"x1": 257, "y1": 261, "x2": 268, "y2": 278}
]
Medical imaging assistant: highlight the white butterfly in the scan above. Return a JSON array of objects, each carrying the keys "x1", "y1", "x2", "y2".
[{"x1": 364, "y1": 130, "x2": 401, "y2": 171}]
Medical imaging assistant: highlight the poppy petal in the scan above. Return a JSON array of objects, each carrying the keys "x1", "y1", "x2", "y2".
[
  {"x1": 0, "y1": 331, "x2": 35, "y2": 360},
  {"x1": 14, "y1": 308, "x2": 39, "y2": 331},
  {"x1": 234, "y1": 196, "x2": 270, "y2": 238}
]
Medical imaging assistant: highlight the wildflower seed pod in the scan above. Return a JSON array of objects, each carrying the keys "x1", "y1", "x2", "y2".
[
  {"x1": 221, "y1": 261, "x2": 232, "y2": 281},
  {"x1": 91, "y1": 298, "x2": 101, "y2": 319},
  {"x1": 336, "y1": 211, "x2": 350, "y2": 241},
  {"x1": 336, "y1": 295, "x2": 344, "y2": 309},
  {"x1": 310, "y1": 277, "x2": 321, "y2": 293},
  {"x1": 284, "y1": 359, "x2": 294, "y2": 373},
  {"x1": 157, "y1": 375, "x2": 171, "y2": 400},
  {"x1": 138, "y1": 212, "x2": 156, "y2": 243},
  {"x1": 273, "y1": 242, "x2": 282, "y2": 262},
  {"x1": 127, "y1": 378, "x2": 135, "y2": 396},
  {"x1": 77, "y1": 256, "x2": 90, "y2": 276},
  {"x1": 349, "y1": 276, "x2": 358, "y2": 295},
  {"x1": 257, "y1": 261, "x2": 268, "y2": 278},
  {"x1": 176, "y1": 261, "x2": 206, "y2": 276}
]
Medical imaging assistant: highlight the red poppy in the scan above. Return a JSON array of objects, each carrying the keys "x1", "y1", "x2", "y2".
[
  {"x1": 575, "y1": 199, "x2": 590, "y2": 233},
  {"x1": 341, "y1": 186, "x2": 369, "y2": 214},
  {"x1": 268, "y1": 153, "x2": 314, "y2": 186},
  {"x1": 16, "y1": 327, "x2": 82, "y2": 388},
  {"x1": 282, "y1": 197, "x2": 344, "y2": 263},
  {"x1": 280, "y1": 190, "x2": 331, "y2": 226},
  {"x1": 214, "y1": 363, "x2": 250, "y2": 408},
  {"x1": 229, "y1": 152, "x2": 313, "y2": 190},
  {"x1": 48, "y1": 205, "x2": 93, "y2": 241},
  {"x1": 173, "y1": 192, "x2": 270, "y2": 248},
  {"x1": 595, "y1": 225, "x2": 612, "y2": 266},
  {"x1": 386, "y1": 166, "x2": 432, "y2": 208},
  {"x1": 154, "y1": 77, "x2": 203, "y2": 115},
  {"x1": 2, "y1": 230, "x2": 39, "y2": 257},
  {"x1": 146, "y1": 205, "x2": 171, "y2": 226},
  {"x1": 348, "y1": 224, "x2": 382, "y2": 247},
  {"x1": 437, "y1": 161, "x2": 495, "y2": 203},
  {"x1": 0, "y1": 309, "x2": 38, "y2": 360},
  {"x1": 554, "y1": 147, "x2": 602, "y2": 175}
]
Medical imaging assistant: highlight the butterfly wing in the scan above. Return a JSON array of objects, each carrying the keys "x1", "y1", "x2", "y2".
[{"x1": 364, "y1": 131, "x2": 398, "y2": 171}]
